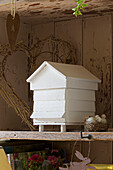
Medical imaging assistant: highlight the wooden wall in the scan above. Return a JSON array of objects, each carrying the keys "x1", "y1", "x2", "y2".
[
  {"x1": 32, "y1": 14, "x2": 112, "y2": 163},
  {"x1": 0, "y1": 13, "x2": 112, "y2": 163},
  {"x1": 0, "y1": 18, "x2": 30, "y2": 130},
  {"x1": 82, "y1": 15, "x2": 112, "y2": 164},
  {"x1": 32, "y1": 15, "x2": 112, "y2": 124},
  {"x1": 83, "y1": 15, "x2": 112, "y2": 126}
]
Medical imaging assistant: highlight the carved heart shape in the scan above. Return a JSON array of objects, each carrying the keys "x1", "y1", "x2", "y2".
[{"x1": 6, "y1": 13, "x2": 20, "y2": 51}]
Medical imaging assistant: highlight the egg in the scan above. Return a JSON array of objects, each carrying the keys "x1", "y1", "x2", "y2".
[
  {"x1": 95, "y1": 115, "x2": 102, "y2": 122},
  {"x1": 101, "y1": 114, "x2": 106, "y2": 119},
  {"x1": 86, "y1": 117, "x2": 96, "y2": 124},
  {"x1": 101, "y1": 118, "x2": 107, "y2": 124}
]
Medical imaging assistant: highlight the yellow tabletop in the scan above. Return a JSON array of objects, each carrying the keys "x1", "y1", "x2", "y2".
[{"x1": 88, "y1": 164, "x2": 113, "y2": 170}]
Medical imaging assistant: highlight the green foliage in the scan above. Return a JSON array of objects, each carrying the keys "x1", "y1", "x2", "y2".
[{"x1": 72, "y1": 0, "x2": 88, "y2": 16}]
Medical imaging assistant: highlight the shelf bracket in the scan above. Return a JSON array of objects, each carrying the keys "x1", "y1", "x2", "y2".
[{"x1": 80, "y1": 131, "x2": 92, "y2": 140}]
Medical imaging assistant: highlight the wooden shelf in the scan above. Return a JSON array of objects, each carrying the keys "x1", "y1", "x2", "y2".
[{"x1": 0, "y1": 131, "x2": 113, "y2": 141}]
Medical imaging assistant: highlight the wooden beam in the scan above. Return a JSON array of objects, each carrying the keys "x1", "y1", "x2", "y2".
[
  {"x1": 0, "y1": 0, "x2": 10, "y2": 5},
  {"x1": 0, "y1": 131, "x2": 113, "y2": 141},
  {"x1": 0, "y1": 0, "x2": 23, "y2": 5}
]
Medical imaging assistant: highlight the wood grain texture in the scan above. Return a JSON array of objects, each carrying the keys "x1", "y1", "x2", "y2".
[
  {"x1": 0, "y1": 0, "x2": 113, "y2": 24},
  {"x1": 0, "y1": 19, "x2": 30, "y2": 130},
  {"x1": 0, "y1": 131, "x2": 113, "y2": 141},
  {"x1": 83, "y1": 15, "x2": 112, "y2": 126}
]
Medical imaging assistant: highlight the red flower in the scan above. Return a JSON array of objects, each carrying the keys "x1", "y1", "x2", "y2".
[
  {"x1": 48, "y1": 155, "x2": 58, "y2": 165},
  {"x1": 27, "y1": 158, "x2": 31, "y2": 162},
  {"x1": 30, "y1": 154, "x2": 42, "y2": 163},
  {"x1": 13, "y1": 153, "x2": 18, "y2": 160}
]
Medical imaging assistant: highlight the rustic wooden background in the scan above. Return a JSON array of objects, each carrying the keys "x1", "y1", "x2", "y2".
[{"x1": 0, "y1": 13, "x2": 112, "y2": 163}]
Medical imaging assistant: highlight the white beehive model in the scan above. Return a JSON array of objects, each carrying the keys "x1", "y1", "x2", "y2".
[{"x1": 27, "y1": 61, "x2": 101, "y2": 132}]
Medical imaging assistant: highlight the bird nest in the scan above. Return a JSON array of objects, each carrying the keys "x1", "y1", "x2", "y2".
[{"x1": 84, "y1": 121, "x2": 108, "y2": 132}]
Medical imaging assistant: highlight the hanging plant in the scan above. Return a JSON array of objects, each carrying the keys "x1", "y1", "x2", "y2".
[{"x1": 72, "y1": 0, "x2": 88, "y2": 16}]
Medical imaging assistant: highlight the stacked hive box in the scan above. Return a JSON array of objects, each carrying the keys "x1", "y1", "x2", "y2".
[{"x1": 27, "y1": 61, "x2": 101, "y2": 132}]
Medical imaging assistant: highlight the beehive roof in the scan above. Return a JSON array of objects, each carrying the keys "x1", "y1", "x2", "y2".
[{"x1": 27, "y1": 61, "x2": 101, "y2": 83}]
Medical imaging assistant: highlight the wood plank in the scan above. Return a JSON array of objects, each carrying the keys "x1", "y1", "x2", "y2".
[
  {"x1": 34, "y1": 101, "x2": 65, "y2": 112},
  {"x1": 83, "y1": 15, "x2": 112, "y2": 125},
  {"x1": 67, "y1": 78, "x2": 98, "y2": 90},
  {"x1": 34, "y1": 89, "x2": 65, "y2": 101},
  {"x1": 0, "y1": 0, "x2": 11, "y2": 5},
  {"x1": 1, "y1": 0, "x2": 113, "y2": 25},
  {"x1": 0, "y1": 131, "x2": 113, "y2": 141},
  {"x1": 68, "y1": 100, "x2": 95, "y2": 112},
  {"x1": 66, "y1": 89, "x2": 95, "y2": 101}
]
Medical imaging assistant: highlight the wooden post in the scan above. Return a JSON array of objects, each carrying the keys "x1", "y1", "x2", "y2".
[
  {"x1": 61, "y1": 125, "x2": 66, "y2": 132},
  {"x1": 39, "y1": 125, "x2": 44, "y2": 132}
]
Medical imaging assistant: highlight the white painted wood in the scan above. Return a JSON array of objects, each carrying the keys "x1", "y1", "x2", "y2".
[
  {"x1": 27, "y1": 61, "x2": 101, "y2": 129},
  {"x1": 34, "y1": 89, "x2": 65, "y2": 101},
  {"x1": 67, "y1": 77, "x2": 98, "y2": 90},
  {"x1": 34, "y1": 118, "x2": 65, "y2": 122},
  {"x1": 33, "y1": 119, "x2": 66, "y2": 125},
  {"x1": 33, "y1": 119, "x2": 83, "y2": 125},
  {"x1": 33, "y1": 112, "x2": 94, "y2": 125},
  {"x1": 31, "y1": 111, "x2": 65, "y2": 119},
  {"x1": 65, "y1": 112, "x2": 94, "y2": 122},
  {"x1": 27, "y1": 61, "x2": 100, "y2": 90},
  {"x1": 29, "y1": 64, "x2": 66, "y2": 90},
  {"x1": 34, "y1": 101, "x2": 65, "y2": 113},
  {"x1": 34, "y1": 89, "x2": 95, "y2": 101},
  {"x1": 33, "y1": 118, "x2": 65, "y2": 123},
  {"x1": 66, "y1": 89, "x2": 95, "y2": 101},
  {"x1": 39, "y1": 125, "x2": 44, "y2": 132},
  {"x1": 27, "y1": 61, "x2": 100, "y2": 84},
  {"x1": 61, "y1": 125, "x2": 66, "y2": 132},
  {"x1": 46, "y1": 62, "x2": 100, "y2": 82},
  {"x1": 27, "y1": 61, "x2": 65, "y2": 82},
  {"x1": 67, "y1": 100, "x2": 95, "y2": 112}
]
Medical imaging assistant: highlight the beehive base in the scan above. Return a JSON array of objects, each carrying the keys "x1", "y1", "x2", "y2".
[
  {"x1": 36, "y1": 122, "x2": 84, "y2": 132},
  {"x1": 39, "y1": 125, "x2": 66, "y2": 132}
]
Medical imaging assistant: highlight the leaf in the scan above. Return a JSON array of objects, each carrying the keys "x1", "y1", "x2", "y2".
[
  {"x1": 73, "y1": 0, "x2": 88, "y2": 16},
  {"x1": 73, "y1": 11, "x2": 78, "y2": 16},
  {"x1": 72, "y1": 7, "x2": 77, "y2": 11},
  {"x1": 78, "y1": 11, "x2": 82, "y2": 15},
  {"x1": 81, "y1": 8, "x2": 85, "y2": 11},
  {"x1": 82, "y1": 3, "x2": 88, "y2": 7},
  {"x1": 77, "y1": 4, "x2": 80, "y2": 8},
  {"x1": 78, "y1": 0, "x2": 83, "y2": 4}
]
